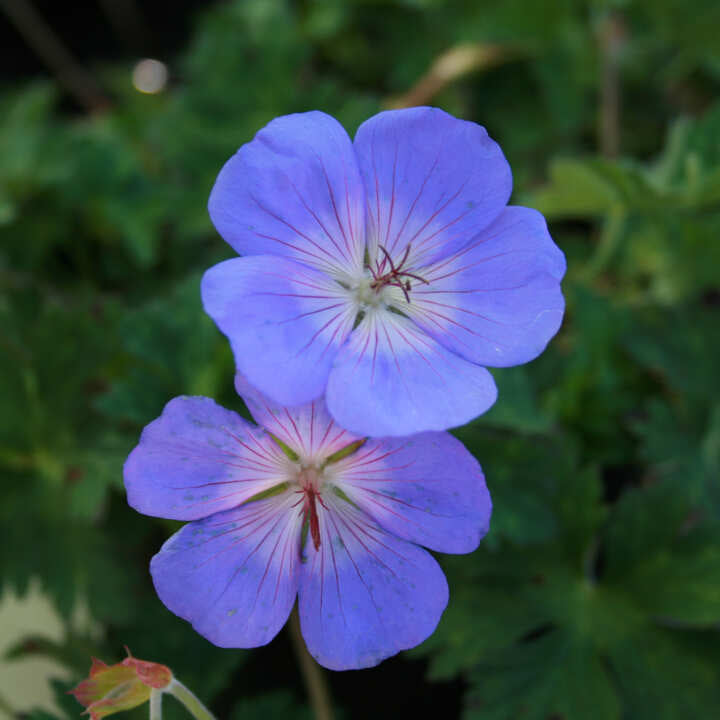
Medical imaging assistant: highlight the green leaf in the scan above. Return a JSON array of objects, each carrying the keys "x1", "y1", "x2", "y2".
[
  {"x1": 479, "y1": 367, "x2": 553, "y2": 434},
  {"x1": 420, "y1": 454, "x2": 720, "y2": 719},
  {"x1": 96, "y1": 275, "x2": 232, "y2": 426},
  {"x1": 604, "y1": 479, "x2": 720, "y2": 625},
  {"x1": 624, "y1": 306, "x2": 720, "y2": 402},
  {"x1": 465, "y1": 630, "x2": 621, "y2": 720},
  {"x1": 608, "y1": 625, "x2": 720, "y2": 719},
  {"x1": 531, "y1": 158, "x2": 620, "y2": 218}
]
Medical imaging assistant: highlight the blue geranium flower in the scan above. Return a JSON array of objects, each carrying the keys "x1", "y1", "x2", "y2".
[
  {"x1": 203, "y1": 107, "x2": 566, "y2": 436},
  {"x1": 124, "y1": 376, "x2": 491, "y2": 670}
]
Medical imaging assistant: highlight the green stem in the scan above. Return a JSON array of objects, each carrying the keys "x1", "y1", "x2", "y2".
[
  {"x1": 149, "y1": 688, "x2": 163, "y2": 720},
  {"x1": 288, "y1": 606, "x2": 334, "y2": 720},
  {"x1": 583, "y1": 204, "x2": 626, "y2": 281},
  {"x1": 166, "y1": 678, "x2": 217, "y2": 720}
]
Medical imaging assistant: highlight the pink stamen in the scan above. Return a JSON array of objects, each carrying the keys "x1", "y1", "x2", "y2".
[{"x1": 369, "y1": 244, "x2": 429, "y2": 303}]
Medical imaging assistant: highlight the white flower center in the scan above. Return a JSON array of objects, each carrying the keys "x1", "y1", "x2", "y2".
[
  {"x1": 295, "y1": 464, "x2": 324, "y2": 492},
  {"x1": 350, "y1": 274, "x2": 387, "y2": 309}
]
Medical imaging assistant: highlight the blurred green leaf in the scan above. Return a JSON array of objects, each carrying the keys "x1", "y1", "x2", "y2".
[
  {"x1": 417, "y1": 462, "x2": 720, "y2": 718},
  {"x1": 96, "y1": 275, "x2": 232, "y2": 425},
  {"x1": 479, "y1": 367, "x2": 553, "y2": 434}
]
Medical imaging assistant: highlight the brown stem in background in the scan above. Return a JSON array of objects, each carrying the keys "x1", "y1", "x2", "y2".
[
  {"x1": 96, "y1": 0, "x2": 151, "y2": 53},
  {"x1": 598, "y1": 12, "x2": 625, "y2": 158},
  {"x1": 385, "y1": 43, "x2": 515, "y2": 109},
  {"x1": 288, "y1": 606, "x2": 334, "y2": 720},
  {"x1": 0, "y1": 0, "x2": 110, "y2": 113}
]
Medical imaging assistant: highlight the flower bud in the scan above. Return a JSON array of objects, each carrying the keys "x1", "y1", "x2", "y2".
[{"x1": 70, "y1": 649, "x2": 172, "y2": 719}]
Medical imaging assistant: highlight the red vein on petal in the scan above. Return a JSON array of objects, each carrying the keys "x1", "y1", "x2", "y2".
[
  {"x1": 284, "y1": 408, "x2": 307, "y2": 456},
  {"x1": 289, "y1": 179, "x2": 350, "y2": 266},
  {"x1": 383, "y1": 143, "x2": 398, "y2": 254},
  {"x1": 250, "y1": 195, "x2": 341, "y2": 264},
  {"x1": 405, "y1": 180, "x2": 468, "y2": 249},
  {"x1": 260, "y1": 402, "x2": 290, "y2": 434},
  {"x1": 212, "y1": 509, "x2": 290, "y2": 609},
  {"x1": 294, "y1": 309, "x2": 345, "y2": 356},
  {"x1": 309, "y1": 402, "x2": 316, "y2": 455},
  {"x1": 356, "y1": 487, "x2": 454, "y2": 518},
  {"x1": 319, "y1": 157, "x2": 355, "y2": 264},
  {"x1": 390, "y1": 152, "x2": 441, "y2": 256}
]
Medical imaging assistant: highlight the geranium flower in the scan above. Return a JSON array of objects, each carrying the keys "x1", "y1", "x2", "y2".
[
  {"x1": 124, "y1": 376, "x2": 491, "y2": 670},
  {"x1": 203, "y1": 107, "x2": 565, "y2": 436}
]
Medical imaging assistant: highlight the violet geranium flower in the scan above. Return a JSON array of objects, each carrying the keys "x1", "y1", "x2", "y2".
[
  {"x1": 124, "y1": 376, "x2": 491, "y2": 670},
  {"x1": 203, "y1": 107, "x2": 566, "y2": 436}
]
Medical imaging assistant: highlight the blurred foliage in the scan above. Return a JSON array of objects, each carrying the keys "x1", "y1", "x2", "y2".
[{"x1": 1, "y1": 0, "x2": 719, "y2": 718}]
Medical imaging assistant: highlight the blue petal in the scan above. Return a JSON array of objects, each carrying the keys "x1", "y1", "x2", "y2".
[
  {"x1": 297, "y1": 494, "x2": 448, "y2": 670},
  {"x1": 202, "y1": 256, "x2": 356, "y2": 407},
  {"x1": 326, "y1": 311, "x2": 497, "y2": 436},
  {"x1": 353, "y1": 107, "x2": 512, "y2": 268},
  {"x1": 407, "y1": 206, "x2": 566, "y2": 367},
  {"x1": 235, "y1": 374, "x2": 363, "y2": 463},
  {"x1": 330, "y1": 433, "x2": 491, "y2": 553},
  {"x1": 151, "y1": 493, "x2": 303, "y2": 648},
  {"x1": 124, "y1": 396, "x2": 289, "y2": 520},
  {"x1": 209, "y1": 111, "x2": 366, "y2": 279}
]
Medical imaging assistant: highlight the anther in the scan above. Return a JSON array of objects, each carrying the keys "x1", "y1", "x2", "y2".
[{"x1": 369, "y1": 244, "x2": 429, "y2": 304}]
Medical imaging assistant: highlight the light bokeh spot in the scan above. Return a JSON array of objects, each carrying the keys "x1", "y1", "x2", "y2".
[{"x1": 132, "y1": 59, "x2": 168, "y2": 94}]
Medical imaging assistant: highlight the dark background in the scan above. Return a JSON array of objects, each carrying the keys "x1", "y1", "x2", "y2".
[{"x1": 1, "y1": 1, "x2": 719, "y2": 718}]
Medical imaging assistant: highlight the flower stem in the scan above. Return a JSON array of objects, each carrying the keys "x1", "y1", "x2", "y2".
[
  {"x1": 166, "y1": 678, "x2": 217, "y2": 720},
  {"x1": 598, "y1": 11, "x2": 624, "y2": 158},
  {"x1": 149, "y1": 689, "x2": 163, "y2": 720},
  {"x1": 288, "y1": 606, "x2": 334, "y2": 720}
]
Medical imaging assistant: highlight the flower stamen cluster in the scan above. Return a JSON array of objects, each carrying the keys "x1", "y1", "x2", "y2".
[{"x1": 368, "y1": 244, "x2": 429, "y2": 304}]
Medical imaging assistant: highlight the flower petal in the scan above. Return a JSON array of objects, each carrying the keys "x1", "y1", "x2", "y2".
[
  {"x1": 208, "y1": 111, "x2": 366, "y2": 279},
  {"x1": 407, "y1": 206, "x2": 566, "y2": 367},
  {"x1": 298, "y1": 494, "x2": 448, "y2": 670},
  {"x1": 353, "y1": 107, "x2": 511, "y2": 268},
  {"x1": 330, "y1": 433, "x2": 491, "y2": 553},
  {"x1": 70, "y1": 662, "x2": 140, "y2": 712},
  {"x1": 124, "y1": 397, "x2": 290, "y2": 520},
  {"x1": 235, "y1": 374, "x2": 363, "y2": 464},
  {"x1": 202, "y1": 256, "x2": 356, "y2": 407},
  {"x1": 151, "y1": 492, "x2": 303, "y2": 648},
  {"x1": 326, "y1": 312, "x2": 497, "y2": 436}
]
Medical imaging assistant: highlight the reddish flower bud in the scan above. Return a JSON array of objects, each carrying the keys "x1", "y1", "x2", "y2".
[{"x1": 69, "y1": 649, "x2": 172, "y2": 719}]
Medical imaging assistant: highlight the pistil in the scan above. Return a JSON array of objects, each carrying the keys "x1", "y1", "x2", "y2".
[{"x1": 295, "y1": 465, "x2": 328, "y2": 551}]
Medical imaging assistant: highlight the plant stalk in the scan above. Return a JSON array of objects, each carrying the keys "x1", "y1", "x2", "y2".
[
  {"x1": 166, "y1": 678, "x2": 217, "y2": 720},
  {"x1": 149, "y1": 688, "x2": 163, "y2": 720},
  {"x1": 288, "y1": 606, "x2": 334, "y2": 720}
]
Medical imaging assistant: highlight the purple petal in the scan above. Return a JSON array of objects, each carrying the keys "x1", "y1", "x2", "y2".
[
  {"x1": 202, "y1": 256, "x2": 356, "y2": 407},
  {"x1": 235, "y1": 374, "x2": 364, "y2": 463},
  {"x1": 151, "y1": 492, "x2": 303, "y2": 648},
  {"x1": 208, "y1": 111, "x2": 366, "y2": 279},
  {"x1": 298, "y1": 494, "x2": 448, "y2": 670},
  {"x1": 124, "y1": 397, "x2": 290, "y2": 520},
  {"x1": 330, "y1": 433, "x2": 491, "y2": 553},
  {"x1": 408, "y1": 206, "x2": 566, "y2": 367},
  {"x1": 353, "y1": 107, "x2": 512, "y2": 268},
  {"x1": 326, "y1": 312, "x2": 497, "y2": 436}
]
